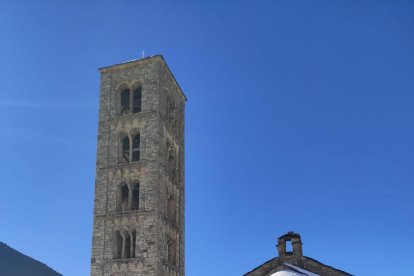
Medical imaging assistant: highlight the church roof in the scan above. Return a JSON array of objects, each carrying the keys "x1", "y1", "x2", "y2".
[
  {"x1": 269, "y1": 263, "x2": 319, "y2": 276},
  {"x1": 244, "y1": 255, "x2": 352, "y2": 276},
  {"x1": 244, "y1": 232, "x2": 352, "y2": 276}
]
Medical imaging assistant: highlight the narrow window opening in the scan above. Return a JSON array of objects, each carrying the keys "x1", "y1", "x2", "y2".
[
  {"x1": 114, "y1": 231, "x2": 123, "y2": 259},
  {"x1": 133, "y1": 87, "x2": 142, "y2": 113},
  {"x1": 120, "y1": 89, "x2": 130, "y2": 114},
  {"x1": 122, "y1": 136, "x2": 130, "y2": 163},
  {"x1": 167, "y1": 236, "x2": 177, "y2": 266},
  {"x1": 167, "y1": 143, "x2": 176, "y2": 180},
  {"x1": 121, "y1": 184, "x2": 129, "y2": 211},
  {"x1": 167, "y1": 194, "x2": 177, "y2": 224},
  {"x1": 131, "y1": 230, "x2": 137, "y2": 258},
  {"x1": 132, "y1": 134, "x2": 140, "y2": 161},
  {"x1": 124, "y1": 232, "x2": 131, "y2": 259},
  {"x1": 132, "y1": 184, "x2": 139, "y2": 210},
  {"x1": 286, "y1": 240, "x2": 293, "y2": 253}
]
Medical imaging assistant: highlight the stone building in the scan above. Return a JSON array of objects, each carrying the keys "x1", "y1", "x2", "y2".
[
  {"x1": 244, "y1": 232, "x2": 352, "y2": 276},
  {"x1": 90, "y1": 55, "x2": 186, "y2": 276}
]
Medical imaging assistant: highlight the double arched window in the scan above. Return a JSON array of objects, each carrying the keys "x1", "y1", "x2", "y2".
[
  {"x1": 120, "y1": 132, "x2": 140, "y2": 163},
  {"x1": 117, "y1": 182, "x2": 140, "y2": 212},
  {"x1": 114, "y1": 230, "x2": 137, "y2": 259},
  {"x1": 119, "y1": 86, "x2": 142, "y2": 115}
]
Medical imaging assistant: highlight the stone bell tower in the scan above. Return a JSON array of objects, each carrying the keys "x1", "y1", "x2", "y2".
[{"x1": 90, "y1": 55, "x2": 186, "y2": 276}]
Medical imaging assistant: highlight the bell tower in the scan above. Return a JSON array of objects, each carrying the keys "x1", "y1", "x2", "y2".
[{"x1": 90, "y1": 55, "x2": 186, "y2": 276}]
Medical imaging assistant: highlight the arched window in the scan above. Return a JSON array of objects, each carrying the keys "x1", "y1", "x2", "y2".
[
  {"x1": 114, "y1": 230, "x2": 137, "y2": 260},
  {"x1": 167, "y1": 144, "x2": 176, "y2": 180},
  {"x1": 167, "y1": 236, "x2": 177, "y2": 266},
  {"x1": 120, "y1": 89, "x2": 130, "y2": 114},
  {"x1": 167, "y1": 193, "x2": 177, "y2": 224},
  {"x1": 114, "y1": 231, "x2": 123, "y2": 259},
  {"x1": 132, "y1": 183, "x2": 139, "y2": 210},
  {"x1": 121, "y1": 135, "x2": 130, "y2": 163},
  {"x1": 121, "y1": 184, "x2": 129, "y2": 211},
  {"x1": 133, "y1": 87, "x2": 142, "y2": 113},
  {"x1": 131, "y1": 230, "x2": 137, "y2": 258},
  {"x1": 124, "y1": 231, "x2": 131, "y2": 259},
  {"x1": 132, "y1": 133, "x2": 140, "y2": 162}
]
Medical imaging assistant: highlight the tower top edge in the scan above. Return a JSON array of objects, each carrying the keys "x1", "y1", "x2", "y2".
[
  {"x1": 99, "y1": 54, "x2": 187, "y2": 102},
  {"x1": 98, "y1": 55, "x2": 163, "y2": 71}
]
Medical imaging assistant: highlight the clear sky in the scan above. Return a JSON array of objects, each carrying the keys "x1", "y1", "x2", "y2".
[{"x1": 0, "y1": 1, "x2": 413, "y2": 275}]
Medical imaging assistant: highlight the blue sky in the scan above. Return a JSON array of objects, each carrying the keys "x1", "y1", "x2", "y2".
[{"x1": 0, "y1": 1, "x2": 413, "y2": 275}]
